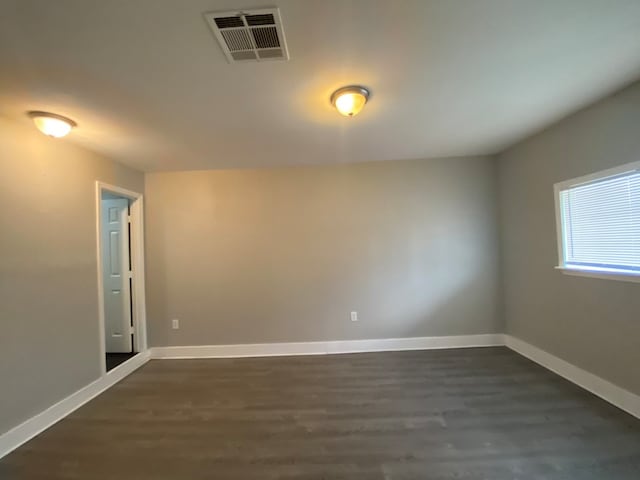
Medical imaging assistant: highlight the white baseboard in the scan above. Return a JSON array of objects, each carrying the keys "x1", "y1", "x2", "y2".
[
  {"x1": 505, "y1": 335, "x2": 640, "y2": 419},
  {"x1": 0, "y1": 350, "x2": 151, "y2": 459},
  {"x1": 150, "y1": 334, "x2": 506, "y2": 359}
]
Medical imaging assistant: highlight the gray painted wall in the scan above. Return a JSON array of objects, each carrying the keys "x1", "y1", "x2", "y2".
[
  {"x1": 145, "y1": 156, "x2": 502, "y2": 347},
  {"x1": 0, "y1": 117, "x2": 144, "y2": 435},
  {"x1": 498, "y1": 80, "x2": 640, "y2": 396}
]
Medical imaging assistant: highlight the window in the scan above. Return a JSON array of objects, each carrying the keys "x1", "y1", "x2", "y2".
[{"x1": 554, "y1": 161, "x2": 640, "y2": 281}]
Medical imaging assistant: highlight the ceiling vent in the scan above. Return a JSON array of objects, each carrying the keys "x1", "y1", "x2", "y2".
[{"x1": 204, "y1": 8, "x2": 290, "y2": 63}]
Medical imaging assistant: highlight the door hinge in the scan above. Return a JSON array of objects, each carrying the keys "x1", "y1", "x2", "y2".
[{"x1": 129, "y1": 326, "x2": 135, "y2": 335}]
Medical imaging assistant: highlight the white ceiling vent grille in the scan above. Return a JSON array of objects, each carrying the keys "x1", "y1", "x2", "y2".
[{"x1": 204, "y1": 8, "x2": 289, "y2": 63}]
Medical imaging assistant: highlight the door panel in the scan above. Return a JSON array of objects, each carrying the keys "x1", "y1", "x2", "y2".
[
  {"x1": 109, "y1": 231, "x2": 121, "y2": 275},
  {"x1": 101, "y1": 198, "x2": 132, "y2": 353}
]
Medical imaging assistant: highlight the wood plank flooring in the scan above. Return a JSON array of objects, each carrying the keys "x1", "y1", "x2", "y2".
[
  {"x1": 106, "y1": 352, "x2": 138, "y2": 372},
  {"x1": 2, "y1": 347, "x2": 640, "y2": 479}
]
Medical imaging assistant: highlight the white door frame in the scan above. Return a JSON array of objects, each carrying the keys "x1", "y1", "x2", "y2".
[{"x1": 95, "y1": 181, "x2": 148, "y2": 375}]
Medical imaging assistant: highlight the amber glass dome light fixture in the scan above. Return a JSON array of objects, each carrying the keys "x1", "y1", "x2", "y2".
[
  {"x1": 330, "y1": 86, "x2": 370, "y2": 117},
  {"x1": 28, "y1": 111, "x2": 77, "y2": 138}
]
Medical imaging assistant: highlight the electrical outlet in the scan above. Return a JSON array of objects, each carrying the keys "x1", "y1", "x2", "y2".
[
  {"x1": 350, "y1": 311, "x2": 358, "y2": 322},
  {"x1": 171, "y1": 318, "x2": 180, "y2": 330}
]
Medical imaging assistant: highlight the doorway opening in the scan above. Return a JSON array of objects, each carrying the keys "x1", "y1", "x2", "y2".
[{"x1": 96, "y1": 182, "x2": 147, "y2": 374}]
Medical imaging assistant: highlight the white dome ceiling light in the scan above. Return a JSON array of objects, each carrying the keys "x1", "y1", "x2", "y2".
[
  {"x1": 28, "y1": 111, "x2": 77, "y2": 138},
  {"x1": 330, "y1": 86, "x2": 370, "y2": 117}
]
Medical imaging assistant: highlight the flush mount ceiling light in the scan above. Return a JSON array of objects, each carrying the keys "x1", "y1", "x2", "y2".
[
  {"x1": 28, "y1": 111, "x2": 77, "y2": 138},
  {"x1": 330, "y1": 86, "x2": 370, "y2": 117}
]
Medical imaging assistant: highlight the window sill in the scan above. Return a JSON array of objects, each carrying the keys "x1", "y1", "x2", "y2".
[{"x1": 555, "y1": 266, "x2": 640, "y2": 284}]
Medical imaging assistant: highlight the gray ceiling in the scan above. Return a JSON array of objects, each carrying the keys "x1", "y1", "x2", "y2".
[{"x1": 1, "y1": 0, "x2": 639, "y2": 171}]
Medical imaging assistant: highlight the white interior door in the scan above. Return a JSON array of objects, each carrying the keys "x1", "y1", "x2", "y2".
[{"x1": 101, "y1": 198, "x2": 133, "y2": 353}]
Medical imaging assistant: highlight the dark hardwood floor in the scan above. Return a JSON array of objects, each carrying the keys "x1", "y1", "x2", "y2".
[
  {"x1": 106, "y1": 352, "x2": 138, "y2": 371},
  {"x1": 2, "y1": 347, "x2": 640, "y2": 479}
]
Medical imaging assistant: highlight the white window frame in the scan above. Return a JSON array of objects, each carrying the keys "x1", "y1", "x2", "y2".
[{"x1": 554, "y1": 160, "x2": 640, "y2": 284}]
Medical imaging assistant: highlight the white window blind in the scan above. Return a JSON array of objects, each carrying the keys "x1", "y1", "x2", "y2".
[{"x1": 558, "y1": 168, "x2": 640, "y2": 273}]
